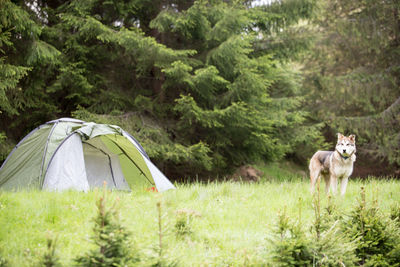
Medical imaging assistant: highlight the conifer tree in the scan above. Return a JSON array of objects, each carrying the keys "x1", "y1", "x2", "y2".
[
  {"x1": 0, "y1": 0, "x2": 60, "y2": 132},
  {"x1": 303, "y1": 0, "x2": 400, "y2": 172},
  {"x1": 268, "y1": 209, "x2": 313, "y2": 266},
  {"x1": 75, "y1": 190, "x2": 138, "y2": 266},
  {"x1": 40, "y1": 235, "x2": 61, "y2": 267},
  {"x1": 148, "y1": 0, "x2": 322, "y2": 174},
  {"x1": 311, "y1": 191, "x2": 357, "y2": 266},
  {"x1": 0, "y1": 0, "x2": 33, "y2": 116},
  {"x1": 345, "y1": 188, "x2": 400, "y2": 266},
  {"x1": 0, "y1": 0, "x2": 323, "y2": 178}
]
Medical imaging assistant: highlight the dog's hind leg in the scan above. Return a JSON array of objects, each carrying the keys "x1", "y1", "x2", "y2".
[
  {"x1": 309, "y1": 155, "x2": 323, "y2": 194},
  {"x1": 323, "y1": 175, "x2": 330, "y2": 194},
  {"x1": 309, "y1": 168, "x2": 321, "y2": 194}
]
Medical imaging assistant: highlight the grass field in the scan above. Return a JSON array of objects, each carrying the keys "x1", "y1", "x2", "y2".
[{"x1": 1, "y1": 175, "x2": 400, "y2": 266}]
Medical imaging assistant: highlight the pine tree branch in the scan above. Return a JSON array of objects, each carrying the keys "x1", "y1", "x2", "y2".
[{"x1": 338, "y1": 96, "x2": 400, "y2": 122}]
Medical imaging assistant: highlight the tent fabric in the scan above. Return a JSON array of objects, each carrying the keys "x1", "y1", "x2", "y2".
[
  {"x1": 75, "y1": 123, "x2": 123, "y2": 140},
  {"x1": 101, "y1": 135, "x2": 153, "y2": 183},
  {"x1": 41, "y1": 121, "x2": 84, "y2": 185},
  {"x1": 144, "y1": 156, "x2": 175, "y2": 192},
  {"x1": 0, "y1": 118, "x2": 175, "y2": 192},
  {"x1": 0, "y1": 125, "x2": 52, "y2": 189},
  {"x1": 82, "y1": 137, "x2": 130, "y2": 190},
  {"x1": 43, "y1": 133, "x2": 89, "y2": 191}
]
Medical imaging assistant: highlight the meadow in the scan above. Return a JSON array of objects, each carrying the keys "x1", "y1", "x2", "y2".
[{"x1": 0, "y1": 173, "x2": 400, "y2": 266}]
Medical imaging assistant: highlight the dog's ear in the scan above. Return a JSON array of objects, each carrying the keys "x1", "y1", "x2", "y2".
[
  {"x1": 337, "y1": 133, "x2": 344, "y2": 140},
  {"x1": 349, "y1": 134, "x2": 356, "y2": 142}
]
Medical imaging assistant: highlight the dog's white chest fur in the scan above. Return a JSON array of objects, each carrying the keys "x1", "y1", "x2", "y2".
[{"x1": 331, "y1": 157, "x2": 353, "y2": 179}]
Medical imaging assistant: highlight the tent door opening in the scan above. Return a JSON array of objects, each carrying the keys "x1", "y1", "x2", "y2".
[{"x1": 82, "y1": 140, "x2": 130, "y2": 190}]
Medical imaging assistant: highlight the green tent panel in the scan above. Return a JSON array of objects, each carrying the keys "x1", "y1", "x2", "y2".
[
  {"x1": 100, "y1": 135, "x2": 153, "y2": 188},
  {"x1": 0, "y1": 118, "x2": 175, "y2": 192}
]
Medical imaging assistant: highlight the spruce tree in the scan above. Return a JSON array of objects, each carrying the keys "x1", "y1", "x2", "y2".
[
  {"x1": 39, "y1": 235, "x2": 61, "y2": 267},
  {"x1": 345, "y1": 188, "x2": 400, "y2": 266},
  {"x1": 148, "y1": 0, "x2": 322, "y2": 175},
  {"x1": 0, "y1": 0, "x2": 323, "y2": 178},
  {"x1": 303, "y1": 0, "x2": 400, "y2": 171},
  {"x1": 75, "y1": 190, "x2": 138, "y2": 266},
  {"x1": 311, "y1": 191, "x2": 357, "y2": 266},
  {"x1": 0, "y1": 0, "x2": 60, "y2": 133},
  {"x1": 0, "y1": 0, "x2": 33, "y2": 116},
  {"x1": 268, "y1": 209, "x2": 313, "y2": 266}
]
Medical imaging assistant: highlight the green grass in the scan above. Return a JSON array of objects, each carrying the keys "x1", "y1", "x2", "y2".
[{"x1": 0, "y1": 178, "x2": 400, "y2": 266}]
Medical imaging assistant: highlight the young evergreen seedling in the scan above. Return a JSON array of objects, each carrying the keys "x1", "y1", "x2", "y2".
[
  {"x1": 345, "y1": 187, "x2": 400, "y2": 266},
  {"x1": 0, "y1": 253, "x2": 7, "y2": 267},
  {"x1": 269, "y1": 207, "x2": 313, "y2": 266},
  {"x1": 40, "y1": 234, "x2": 61, "y2": 267},
  {"x1": 149, "y1": 199, "x2": 177, "y2": 267},
  {"x1": 311, "y1": 185, "x2": 358, "y2": 266},
  {"x1": 75, "y1": 185, "x2": 138, "y2": 266}
]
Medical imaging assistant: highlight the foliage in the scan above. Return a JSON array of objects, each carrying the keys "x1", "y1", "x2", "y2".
[
  {"x1": 148, "y1": 200, "x2": 178, "y2": 267},
  {"x1": 267, "y1": 184, "x2": 400, "y2": 266},
  {"x1": 148, "y1": 0, "x2": 322, "y2": 174},
  {"x1": 0, "y1": 247, "x2": 6, "y2": 267},
  {"x1": 390, "y1": 203, "x2": 400, "y2": 224},
  {"x1": 1, "y1": 0, "x2": 398, "y2": 176},
  {"x1": 344, "y1": 187, "x2": 400, "y2": 266},
  {"x1": 0, "y1": 0, "x2": 33, "y2": 116},
  {"x1": 39, "y1": 235, "x2": 62, "y2": 267},
  {"x1": 268, "y1": 208, "x2": 313, "y2": 266},
  {"x1": 0, "y1": 133, "x2": 5, "y2": 146},
  {"x1": 174, "y1": 209, "x2": 200, "y2": 239},
  {"x1": 311, "y1": 192, "x2": 358, "y2": 266},
  {"x1": 303, "y1": 0, "x2": 400, "y2": 168},
  {"x1": 1, "y1": 180, "x2": 400, "y2": 265},
  {"x1": 0, "y1": 0, "x2": 324, "y2": 178},
  {"x1": 75, "y1": 189, "x2": 138, "y2": 266},
  {"x1": 268, "y1": 191, "x2": 358, "y2": 267}
]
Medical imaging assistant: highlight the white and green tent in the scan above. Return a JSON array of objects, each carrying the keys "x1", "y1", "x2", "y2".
[{"x1": 0, "y1": 118, "x2": 175, "y2": 192}]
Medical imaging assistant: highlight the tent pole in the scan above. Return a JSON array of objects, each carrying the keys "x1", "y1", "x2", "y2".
[
  {"x1": 105, "y1": 136, "x2": 154, "y2": 185},
  {"x1": 39, "y1": 122, "x2": 59, "y2": 187}
]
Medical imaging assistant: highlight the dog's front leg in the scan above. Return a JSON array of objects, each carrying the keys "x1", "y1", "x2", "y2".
[
  {"x1": 329, "y1": 174, "x2": 338, "y2": 195},
  {"x1": 340, "y1": 177, "x2": 349, "y2": 196}
]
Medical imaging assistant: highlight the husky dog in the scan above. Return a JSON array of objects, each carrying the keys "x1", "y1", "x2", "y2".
[{"x1": 309, "y1": 133, "x2": 356, "y2": 196}]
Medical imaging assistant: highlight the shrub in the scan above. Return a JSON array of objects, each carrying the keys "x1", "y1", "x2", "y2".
[
  {"x1": 345, "y1": 187, "x2": 400, "y2": 266},
  {"x1": 174, "y1": 208, "x2": 200, "y2": 238},
  {"x1": 268, "y1": 209, "x2": 313, "y2": 266},
  {"x1": 75, "y1": 189, "x2": 139, "y2": 266},
  {"x1": 145, "y1": 201, "x2": 178, "y2": 267},
  {"x1": 0, "y1": 254, "x2": 7, "y2": 267},
  {"x1": 390, "y1": 203, "x2": 400, "y2": 224},
  {"x1": 311, "y1": 192, "x2": 358, "y2": 266},
  {"x1": 39, "y1": 235, "x2": 61, "y2": 267}
]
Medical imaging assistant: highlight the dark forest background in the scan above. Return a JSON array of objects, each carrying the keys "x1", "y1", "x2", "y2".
[{"x1": 1, "y1": 0, "x2": 399, "y2": 179}]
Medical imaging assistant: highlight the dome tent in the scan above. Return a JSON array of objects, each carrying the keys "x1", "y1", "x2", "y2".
[{"x1": 0, "y1": 118, "x2": 175, "y2": 192}]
